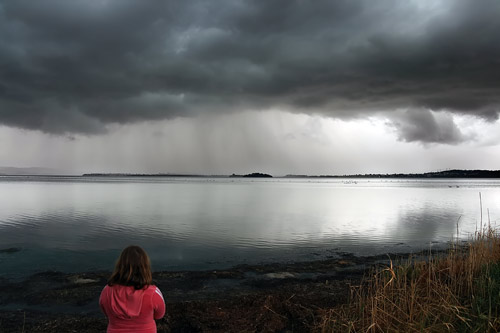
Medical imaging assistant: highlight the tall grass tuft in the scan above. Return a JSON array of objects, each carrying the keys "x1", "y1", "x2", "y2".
[{"x1": 320, "y1": 225, "x2": 500, "y2": 332}]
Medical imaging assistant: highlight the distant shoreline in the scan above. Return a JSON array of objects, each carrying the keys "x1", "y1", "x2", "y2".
[
  {"x1": 80, "y1": 169, "x2": 500, "y2": 179},
  {"x1": 2, "y1": 169, "x2": 500, "y2": 178},
  {"x1": 285, "y1": 169, "x2": 500, "y2": 179}
]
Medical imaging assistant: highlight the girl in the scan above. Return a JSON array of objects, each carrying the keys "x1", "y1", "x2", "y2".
[{"x1": 99, "y1": 245, "x2": 165, "y2": 333}]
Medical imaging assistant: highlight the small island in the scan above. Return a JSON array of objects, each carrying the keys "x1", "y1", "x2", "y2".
[{"x1": 230, "y1": 172, "x2": 273, "y2": 178}]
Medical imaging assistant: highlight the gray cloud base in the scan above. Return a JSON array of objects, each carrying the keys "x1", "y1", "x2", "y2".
[
  {"x1": 389, "y1": 109, "x2": 468, "y2": 145},
  {"x1": 1, "y1": 0, "x2": 499, "y2": 142}
]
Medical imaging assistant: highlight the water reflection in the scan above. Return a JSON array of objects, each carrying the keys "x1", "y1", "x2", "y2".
[{"x1": 0, "y1": 177, "x2": 499, "y2": 279}]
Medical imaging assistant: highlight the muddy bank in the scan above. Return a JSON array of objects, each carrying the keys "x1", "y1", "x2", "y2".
[{"x1": 0, "y1": 250, "x2": 443, "y2": 332}]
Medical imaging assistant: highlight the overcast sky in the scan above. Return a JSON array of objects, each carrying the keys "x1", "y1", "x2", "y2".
[{"x1": 1, "y1": 0, "x2": 499, "y2": 175}]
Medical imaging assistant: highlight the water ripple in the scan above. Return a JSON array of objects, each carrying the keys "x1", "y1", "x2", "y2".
[{"x1": 1, "y1": 178, "x2": 499, "y2": 279}]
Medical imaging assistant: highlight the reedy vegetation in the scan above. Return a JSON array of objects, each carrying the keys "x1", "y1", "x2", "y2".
[{"x1": 320, "y1": 213, "x2": 500, "y2": 332}]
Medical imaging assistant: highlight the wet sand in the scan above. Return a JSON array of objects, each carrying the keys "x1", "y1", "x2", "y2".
[{"x1": 0, "y1": 251, "x2": 440, "y2": 332}]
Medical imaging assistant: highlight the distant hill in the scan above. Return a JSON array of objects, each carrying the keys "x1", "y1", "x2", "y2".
[
  {"x1": 417, "y1": 169, "x2": 500, "y2": 178},
  {"x1": 285, "y1": 169, "x2": 500, "y2": 179},
  {"x1": 0, "y1": 166, "x2": 65, "y2": 175}
]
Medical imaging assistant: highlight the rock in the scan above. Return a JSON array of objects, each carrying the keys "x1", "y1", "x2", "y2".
[
  {"x1": 68, "y1": 276, "x2": 99, "y2": 284},
  {"x1": 264, "y1": 272, "x2": 295, "y2": 279}
]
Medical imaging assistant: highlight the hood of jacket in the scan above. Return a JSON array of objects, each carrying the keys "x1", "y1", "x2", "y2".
[{"x1": 109, "y1": 285, "x2": 146, "y2": 319}]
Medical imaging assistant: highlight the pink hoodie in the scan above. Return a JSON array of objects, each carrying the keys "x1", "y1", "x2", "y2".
[{"x1": 99, "y1": 284, "x2": 165, "y2": 333}]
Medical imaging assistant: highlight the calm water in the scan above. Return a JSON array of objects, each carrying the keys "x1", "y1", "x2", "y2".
[{"x1": 1, "y1": 176, "x2": 499, "y2": 279}]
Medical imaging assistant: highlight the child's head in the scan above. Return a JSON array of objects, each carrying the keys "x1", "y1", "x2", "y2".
[{"x1": 108, "y1": 245, "x2": 153, "y2": 289}]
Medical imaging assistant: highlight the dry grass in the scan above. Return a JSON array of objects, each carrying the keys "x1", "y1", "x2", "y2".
[{"x1": 319, "y1": 225, "x2": 500, "y2": 332}]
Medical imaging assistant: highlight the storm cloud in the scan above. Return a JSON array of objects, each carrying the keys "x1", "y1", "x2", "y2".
[
  {"x1": 1, "y1": 0, "x2": 500, "y2": 139},
  {"x1": 389, "y1": 109, "x2": 468, "y2": 145}
]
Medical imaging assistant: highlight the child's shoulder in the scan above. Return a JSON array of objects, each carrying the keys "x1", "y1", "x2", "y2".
[
  {"x1": 146, "y1": 284, "x2": 160, "y2": 292},
  {"x1": 149, "y1": 285, "x2": 164, "y2": 301}
]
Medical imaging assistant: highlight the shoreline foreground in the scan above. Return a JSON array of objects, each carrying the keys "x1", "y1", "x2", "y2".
[
  {"x1": 1, "y1": 232, "x2": 498, "y2": 332},
  {"x1": 0, "y1": 251, "x2": 416, "y2": 332}
]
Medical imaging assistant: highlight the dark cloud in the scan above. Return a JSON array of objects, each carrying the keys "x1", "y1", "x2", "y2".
[
  {"x1": 0, "y1": 0, "x2": 499, "y2": 138},
  {"x1": 389, "y1": 109, "x2": 468, "y2": 145}
]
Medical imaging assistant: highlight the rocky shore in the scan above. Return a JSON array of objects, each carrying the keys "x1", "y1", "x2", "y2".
[{"x1": 0, "y1": 251, "x2": 437, "y2": 332}]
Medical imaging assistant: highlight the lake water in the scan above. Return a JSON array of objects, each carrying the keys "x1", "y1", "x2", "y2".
[{"x1": 1, "y1": 176, "x2": 499, "y2": 280}]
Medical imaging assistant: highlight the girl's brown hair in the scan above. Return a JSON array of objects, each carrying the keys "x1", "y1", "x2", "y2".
[{"x1": 108, "y1": 245, "x2": 153, "y2": 290}]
